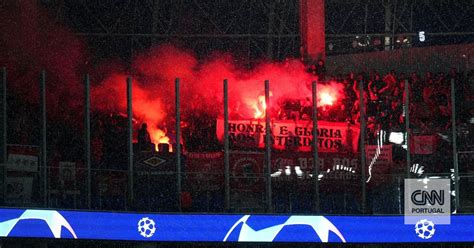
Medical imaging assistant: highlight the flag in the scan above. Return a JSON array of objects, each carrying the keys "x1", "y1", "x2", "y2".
[
  {"x1": 6, "y1": 177, "x2": 33, "y2": 204},
  {"x1": 411, "y1": 135, "x2": 438, "y2": 154},
  {"x1": 59, "y1": 162, "x2": 76, "y2": 181}
]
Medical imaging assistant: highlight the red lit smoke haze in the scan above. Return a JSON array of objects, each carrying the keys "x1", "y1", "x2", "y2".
[
  {"x1": 1, "y1": 2, "x2": 346, "y2": 147},
  {"x1": 93, "y1": 45, "x2": 345, "y2": 146},
  {"x1": 0, "y1": 1, "x2": 86, "y2": 115},
  {"x1": 93, "y1": 44, "x2": 347, "y2": 119}
]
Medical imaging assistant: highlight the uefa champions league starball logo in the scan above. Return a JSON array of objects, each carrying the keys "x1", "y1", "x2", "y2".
[
  {"x1": 0, "y1": 210, "x2": 77, "y2": 239},
  {"x1": 138, "y1": 217, "x2": 156, "y2": 238},
  {"x1": 223, "y1": 215, "x2": 345, "y2": 242},
  {"x1": 415, "y1": 219, "x2": 435, "y2": 239}
]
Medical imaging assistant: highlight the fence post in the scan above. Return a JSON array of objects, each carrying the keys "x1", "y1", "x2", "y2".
[
  {"x1": 223, "y1": 79, "x2": 230, "y2": 211},
  {"x1": 127, "y1": 76, "x2": 134, "y2": 209},
  {"x1": 84, "y1": 74, "x2": 92, "y2": 209},
  {"x1": 358, "y1": 80, "x2": 366, "y2": 214},
  {"x1": 264, "y1": 80, "x2": 272, "y2": 213},
  {"x1": 40, "y1": 70, "x2": 48, "y2": 207},
  {"x1": 405, "y1": 79, "x2": 411, "y2": 178},
  {"x1": 0, "y1": 68, "x2": 7, "y2": 205},
  {"x1": 311, "y1": 81, "x2": 320, "y2": 213},
  {"x1": 451, "y1": 78, "x2": 460, "y2": 212},
  {"x1": 175, "y1": 78, "x2": 182, "y2": 212}
]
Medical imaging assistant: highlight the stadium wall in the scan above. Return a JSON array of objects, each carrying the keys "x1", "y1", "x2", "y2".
[{"x1": 326, "y1": 43, "x2": 474, "y2": 75}]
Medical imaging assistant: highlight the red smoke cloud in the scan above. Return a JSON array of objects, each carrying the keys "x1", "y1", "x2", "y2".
[
  {"x1": 1, "y1": 2, "x2": 346, "y2": 148},
  {"x1": 93, "y1": 45, "x2": 346, "y2": 147}
]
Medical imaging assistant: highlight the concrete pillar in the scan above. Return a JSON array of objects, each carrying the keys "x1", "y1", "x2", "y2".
[{"x1": 299, "y1": 0, "x2": 326, "y2": 63}]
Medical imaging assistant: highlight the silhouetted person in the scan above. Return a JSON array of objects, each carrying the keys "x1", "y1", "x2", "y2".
[
  {"x1": 315, "y1": 59, "x2": 327, "y2": 80},
  {"x1": 138, "y1": 123, "x2": 152, "y2": 151}
]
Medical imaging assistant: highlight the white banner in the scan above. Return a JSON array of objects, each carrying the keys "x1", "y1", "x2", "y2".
[
  {"x1": 6, "y1": 154, "x2": 38, "y2": 172},
  {"x1": 59, "y1": 161, "x2": 76, "y2": 181},
  {"x1": 216, "y1": 119, "x2": 360, "y2": 153},
  {"x1": 6, "y1": 177, "x2": 33, "y2": 204}
]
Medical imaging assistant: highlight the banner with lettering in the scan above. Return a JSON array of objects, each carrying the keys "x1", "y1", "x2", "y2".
[
  {"x1": 229, "y1": 152, "x2": 265, "y2": 191},
  {"x1": 410, "y1": 135, "x2": 438, "y2": 154},
  {"x1": 185, "y1": 152, "x2": 360, "y2": 177},
  {"x1": 365, "y1": 145, "x2": 393, "y2": 183},
  {"x1": 365, "y1": 145, "x2": 392, "y2": 166},
  {"x1": 184, "y1": 151, "x2": 360, "y2": 189},
  {"x1": 6, "y1": 145, "x2": 39, "y2": 172},
  {"x1": 186, "y1": 152, "x2": 224, "y2": 191},
  {"x1": 216, "y1": 119, "x2": 360, "y2": 153},
  {"x1": 272, "y1": 152, "x2": 359, "y2": 173}
]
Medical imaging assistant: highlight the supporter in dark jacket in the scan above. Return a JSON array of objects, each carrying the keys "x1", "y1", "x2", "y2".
[{"x1": 138, "y1": 123, "x2": 152, "y2": 151}]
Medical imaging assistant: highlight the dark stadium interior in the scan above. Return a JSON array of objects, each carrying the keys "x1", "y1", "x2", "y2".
[{"x1": 0, "y1": 0, "x2": 473, "y2": 247}]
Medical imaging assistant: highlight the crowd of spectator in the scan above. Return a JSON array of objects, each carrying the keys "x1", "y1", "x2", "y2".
[
  {"x1": 175, "y1": 61, "x2": 474, "y2": 153},
  {"x1": 285, "y1": 61, "x2": 474, "y2": 146},
  {"x1": 3, "y1": 58, "x2": 473, "y2": 213}
]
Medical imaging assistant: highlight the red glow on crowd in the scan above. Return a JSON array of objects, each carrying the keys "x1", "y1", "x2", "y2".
[
  {"x1": 251, "y1": 94, "x2": 271, "y2": 119},
  {"x1": 317, "y1": 83, "x2": 344, "y2": 107},
  {"x1": 91, "y1": 73, "x2": 172, "y2": 149},
  {"x1": 89, "y1": 45, "x2": 348, "y2": 142}
]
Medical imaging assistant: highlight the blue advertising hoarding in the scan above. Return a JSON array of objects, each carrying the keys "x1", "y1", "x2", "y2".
[{"x1": 0, "y1": 208, "x2": 473, "y2": 243}]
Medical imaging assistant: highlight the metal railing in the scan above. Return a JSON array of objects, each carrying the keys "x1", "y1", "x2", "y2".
[{"x1": 0, "y1": 67, "x2": 472, "y2": 215}]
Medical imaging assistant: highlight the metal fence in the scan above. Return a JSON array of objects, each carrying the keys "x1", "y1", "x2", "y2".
[{"x1": 0, "y1": 67, "x2": 472, "y2": 214}]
